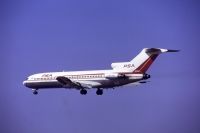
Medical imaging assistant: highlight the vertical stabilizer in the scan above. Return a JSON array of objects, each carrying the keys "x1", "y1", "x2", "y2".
[
  {"x1": 131, "y1": 48, "x2": 179, "y2": 73},
  {"x1": 111, "y1": 48, "x2": 179, "y2": 73}
]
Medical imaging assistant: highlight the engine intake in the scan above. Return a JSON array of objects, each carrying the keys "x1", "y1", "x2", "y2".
[{"x1": 143, "y1": 74, "x2": 151, "y2": 79}]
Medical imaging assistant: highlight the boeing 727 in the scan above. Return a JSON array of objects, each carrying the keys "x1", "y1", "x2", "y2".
[{"x1": 23, "y1": 48, "x2": 179, "y2": 95}]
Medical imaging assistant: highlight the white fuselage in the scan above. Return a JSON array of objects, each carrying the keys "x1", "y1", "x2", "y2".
[{"x1": 23, "y1": 69, "x2": 144, "y2": 89}]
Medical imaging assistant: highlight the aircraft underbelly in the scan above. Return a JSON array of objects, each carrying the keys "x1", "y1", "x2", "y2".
[
  {"x1": 24, "y1": 78, "x2": 140, "y2": 89},
  {"x1": 24, "y1": 81, "x2": 63, "y2": 89},
  {"x1": 92, "y1": 79, "x2": 140, "y2": 88}
]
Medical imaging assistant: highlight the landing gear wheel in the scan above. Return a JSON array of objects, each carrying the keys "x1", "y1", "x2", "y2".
[
  {"x1": 96, "y1": 89, "x2": 103, "y2": 95},
  {"x1": 32, "y1": 89, "x2": 38, "y2": 95},
  {"x1": 80, "y1": 89, "x2": 87, "y2": 95}
]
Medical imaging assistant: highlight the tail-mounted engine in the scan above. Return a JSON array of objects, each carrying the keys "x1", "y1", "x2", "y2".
[
  {"x1": 105, "y1": 73, "x2": 125, "y2": 79},
  {"x1": 143, "y1": 74, "x2": 151, "y2": 79}
]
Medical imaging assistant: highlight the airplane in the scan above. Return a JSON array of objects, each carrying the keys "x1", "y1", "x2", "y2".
[{"x1": 23, "y1": 48, "x2": 179, "y2": 95}]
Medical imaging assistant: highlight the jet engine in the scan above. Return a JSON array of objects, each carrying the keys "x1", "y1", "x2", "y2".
[
  {"x1": 143, "y1": 74, "x2": 151, "y2": 79},
  {"x1": 105, "y1": 73, "x2": 125, "y2": 79}
]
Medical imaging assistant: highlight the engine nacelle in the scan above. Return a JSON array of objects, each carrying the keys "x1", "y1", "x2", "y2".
[
  {"x1": 143, "y1": 74, "x2": 151, "y2": 79},
  {"x1": 105, "y1": 73, "x2": 124, "y2": 79}
]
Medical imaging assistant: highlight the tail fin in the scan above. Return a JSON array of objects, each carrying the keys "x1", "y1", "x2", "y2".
[
  {"x1": 111, "y1": 48, "x2": 179, "y2": 73},
  {"x1": 131, "y1": 48, "x2": 179, "y2": 73}
]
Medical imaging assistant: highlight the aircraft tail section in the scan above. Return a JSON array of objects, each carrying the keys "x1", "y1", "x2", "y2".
[{"x1": 111, "y1": 48, "x2": 179, "y2": 73}]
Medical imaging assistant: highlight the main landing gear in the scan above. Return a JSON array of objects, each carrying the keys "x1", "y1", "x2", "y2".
[
  {"x1": 96, "y1": 88, "x2": 103, "y2": 95},
  {"x1": 80, "y1": 88, "x2": 103, "y2": 95},
  {"x1": 80, "y1": 89, "x2": 87, "y2": 95},
  {"x1": 32, "y1": 89, "x2": 38, "y2": 95}
]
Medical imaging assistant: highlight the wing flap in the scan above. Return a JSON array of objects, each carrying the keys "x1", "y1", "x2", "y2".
[
  {"x1": 56, "y1": 76, "x2": 92, "y2": 89},
  {"x1": 56, "y1": 76, "x2": 73, "y2": 85}
]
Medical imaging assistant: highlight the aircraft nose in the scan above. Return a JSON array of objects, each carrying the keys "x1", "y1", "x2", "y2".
[
  {"x1": 23, "y1": 80, "x2": 33, "y2": 88},
  {"x1": 23, "y1": 80, "x2": 27, "y2": 86}
]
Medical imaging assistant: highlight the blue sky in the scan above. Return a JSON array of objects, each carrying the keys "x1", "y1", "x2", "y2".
[{"x1": 1, "y1": 0, "x2": 200, "y2": 133}]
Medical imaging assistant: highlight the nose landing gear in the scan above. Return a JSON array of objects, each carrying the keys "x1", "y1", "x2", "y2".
[{"x1": 32, "y1": 89, "x2": 38, "y2": 95}]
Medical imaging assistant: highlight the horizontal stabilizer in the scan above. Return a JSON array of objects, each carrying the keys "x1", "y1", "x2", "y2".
[
  {"x1": 145, "y1": 48, "x2": 180, "y2": 54},
  {"x1": 166, "y1": 49, "x2": 180, "y2": 52}
]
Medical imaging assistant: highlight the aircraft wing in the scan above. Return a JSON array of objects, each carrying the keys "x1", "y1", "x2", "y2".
[{"x1": 56, "y1": 76, "x2": 92, "y2": 89}]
